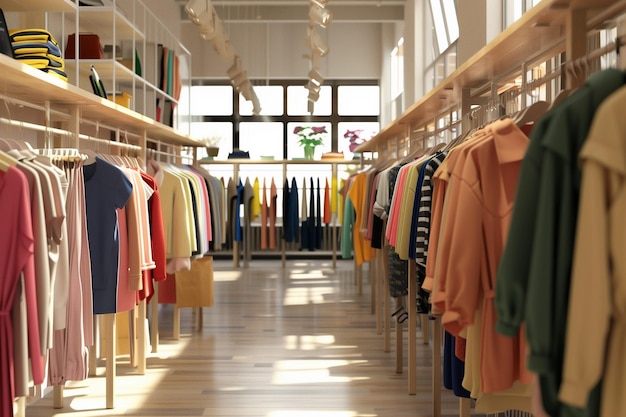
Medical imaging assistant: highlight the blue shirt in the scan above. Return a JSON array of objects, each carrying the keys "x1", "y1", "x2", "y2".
[{"x1": 83, "y1": 157, "x2": 132, "y2": 314}]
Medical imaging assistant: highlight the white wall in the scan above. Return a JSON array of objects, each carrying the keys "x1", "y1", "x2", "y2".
[{"x1": 183, "y1": 21, "x2": 382, "y2": 80}]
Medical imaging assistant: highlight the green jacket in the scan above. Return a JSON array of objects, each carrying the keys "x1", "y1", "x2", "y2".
[{"x1": 496, "y1": 68, "x2": 625, "y2": 417}]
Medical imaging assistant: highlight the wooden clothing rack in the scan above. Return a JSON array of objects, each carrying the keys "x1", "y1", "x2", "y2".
[{"x1": 356, "y1": 1, "x2": 626, "y2": 417}]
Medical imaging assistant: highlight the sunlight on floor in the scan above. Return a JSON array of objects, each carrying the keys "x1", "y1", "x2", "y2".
[
  {"x1": 271, "y1": 359, "x2": 368, "y2": 385},
  {"x1": 284, "y1": 287, "x2": 335, "y2": 305},
  {"x1": 267, "y1": 411, "x2": 374, "y2": 417},
  {"x1": 284, "y1": 334, "x2": 336, "y2": 350},
  {"x1": 213, "y1": 270, "x2": 243, "y2": 282}
]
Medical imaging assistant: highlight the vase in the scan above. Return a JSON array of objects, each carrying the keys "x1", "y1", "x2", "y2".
[{"x1": 303, "y1": 145, "x2": 315, "y2": 160}]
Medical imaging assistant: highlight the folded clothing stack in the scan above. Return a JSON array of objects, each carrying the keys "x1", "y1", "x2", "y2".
[{"x1": 10, "y1": 29, "x2": 67, "y2": 82}]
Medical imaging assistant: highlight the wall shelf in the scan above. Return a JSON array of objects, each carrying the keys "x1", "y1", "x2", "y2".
[
  {"x1": 2, "y1": 0, "x2": 75, "y2": 12},
  {"x1": 0, "y1": 52, "x2": 199, "y2": 146},
  {"x1": 78, "y1": 6, "x2": 145, "y2": 41},
  {"x1": 357, "y1": 0, "x2": 624, "y2": 153}
]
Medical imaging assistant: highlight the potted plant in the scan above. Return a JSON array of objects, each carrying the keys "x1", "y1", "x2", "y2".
[
  {"x1": 293, "y1": 125, "x2": 327, "y2": 160},
  {"x1": 203, "y1": 135, "x2": 221, "y2": 158}
]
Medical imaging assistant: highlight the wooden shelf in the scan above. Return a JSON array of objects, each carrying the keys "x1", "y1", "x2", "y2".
[
  {"x1": 1, "y1": 0, "x2": 75, "y2": 12},
  {"x1": 0, "y1": 53, "x2": 200, "y2": 147},
  {"x1": 198, "y1": 158, "x2": 362, "y2": 165},
  {"x1": 66, "y1": 59, "x2": 136, "y2": 83},
  {"x1": 356, "y1": 0, "x2": 622, "y2": 153},
  {"x1": 78, "y1": 6, "x2": 144, "y2": 41}
]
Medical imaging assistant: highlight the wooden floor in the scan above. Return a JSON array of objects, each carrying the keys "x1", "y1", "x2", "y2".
[{"x1": 25, "y1": 259, "x2": 475, "y2": 417}]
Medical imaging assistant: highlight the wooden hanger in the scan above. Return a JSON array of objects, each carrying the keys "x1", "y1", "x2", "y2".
[
  {"x1": 0, "y1": 149, "x2": 18, "y2": 171},
  {"x1": 514, "y1": 100, "x2": 549, "y2": 127}
]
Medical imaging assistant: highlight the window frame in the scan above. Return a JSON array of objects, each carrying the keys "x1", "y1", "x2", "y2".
[{"x1": 190, "y1": 79, "x2": 380, "y2": 160}]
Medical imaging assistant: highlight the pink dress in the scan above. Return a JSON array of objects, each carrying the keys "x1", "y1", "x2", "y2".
[{"x1": 0, "y1": 167, "x2": 43, "y2": 416}]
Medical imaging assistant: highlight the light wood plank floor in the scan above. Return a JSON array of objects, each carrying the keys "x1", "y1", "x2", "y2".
[{"x1": 25, "y1": 259, "x2": 478, "y2": 417}]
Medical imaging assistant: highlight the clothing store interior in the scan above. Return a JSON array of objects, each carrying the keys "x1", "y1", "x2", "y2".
[{"x1": 2, "y1": 0, "x2": 626, "y2": 416}]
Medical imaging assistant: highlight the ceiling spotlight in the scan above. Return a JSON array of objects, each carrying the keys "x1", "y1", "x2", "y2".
[
  {"x1": 308, "y1": 88, "x2": 320, "y2": 102},
  {"x1": 307, "y1": 26, "x2": 329, "y2": 57},
  {"x1": 230, "y1": 70, "x2": 248, "y2": 90},
  {"x1": 199, "y1": 13, "x2": 221, "y2": 40},
  {"x1": 214, "y1": 36, "x2": 236, "y2": 63},
  {"x1": 309, "y1": 3, "x2": 333, "y2": 28},
  {"x1": 240, "y1": 82, "x2": 254, "y2": 101},
  {"x1": 307, "y1": 80, "x2": 321, "y2": 93},
  {"x1": 227, "y1": 55, "x2": 242, "y2": 78},
  {"x1": 308, "y1": 67, "x2": 324, "y2": 86},
  {"x1": 185, "y1": 0, "x2": 210, "y2": 23},
  {"x1": 251, "y1": 95, "x2": 262, "y2": 115}
]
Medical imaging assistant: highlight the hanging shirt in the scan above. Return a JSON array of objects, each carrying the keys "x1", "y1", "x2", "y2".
[
  {"x1": 269, "y1": 178, "x2": 278, "y2": 249},
  {"x1": 260, "y1": 178, "x2": 268, "y2": 249},
  {"x1": 252, "y1": 177, "x2": 261, "y2": 220},
  {"x1": 83, "y1": 157, "x2": 132, "y2": 314},
  {"x1": 559, "y1": 84, "x2": 626, "y2": 417},
  {"x1": 323, "y1": 178, "x2": 331, "y2": 224},
  {"x1": 496, "y1": 68, "x2": 626, "y2": 417}
]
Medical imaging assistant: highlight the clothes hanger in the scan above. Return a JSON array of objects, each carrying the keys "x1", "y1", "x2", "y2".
[
  {"x1": 514, "y1": 100, "x2": 549, "y2": 127},
  {"x1": 0, "y1": 149, "x2": 18, "y2": 171}
]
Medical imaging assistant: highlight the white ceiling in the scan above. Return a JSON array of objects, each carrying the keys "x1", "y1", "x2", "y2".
[{"x1": 176, "y1": 0, "x2": 405, "y2": 23}]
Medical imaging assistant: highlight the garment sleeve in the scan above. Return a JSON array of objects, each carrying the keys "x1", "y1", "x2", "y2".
[
  {"x1": 147, "y1": 181, "x2": 167, "y2": 282},
  {"x1": 422, "y1": 179, "x2": 445, "y2": 292},
  {"x1": 441, "y1": 173, "x2": 482, "y2": 336},
  {"x1": 558, "y1": 152, "x2": 613, "y2": 408},
  {"x1": 494, "y1": 137, "x2": 543, "y2": 337},
  {"x1": 124, "y1": 173, "x2": 143, "y2": 291},
  {"x1": 341, "y1": 197, "x2": 355, "y2": 259}
]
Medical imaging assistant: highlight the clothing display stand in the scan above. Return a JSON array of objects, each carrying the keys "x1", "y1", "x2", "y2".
[
  {"x1": 354, "y1": 2, "x2": 624, "y2": 416},
  {"x1": 197, "y1": 159, "x2": 362, "y2": 268}
]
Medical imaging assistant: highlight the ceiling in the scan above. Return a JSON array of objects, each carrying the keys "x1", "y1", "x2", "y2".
[{"x1": 175, "y1": 0, "x2": 405, "y2": 23}]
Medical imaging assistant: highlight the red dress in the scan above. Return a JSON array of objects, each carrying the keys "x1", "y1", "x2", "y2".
[{"x1": 0, "y1": 167, "x2": 44, "y2": 416}]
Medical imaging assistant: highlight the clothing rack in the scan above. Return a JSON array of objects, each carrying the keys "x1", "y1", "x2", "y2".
[
  {"x1": 355, "y1": 4, "x2": 626, "y2": 417},
  {"x1": 144, "y1": 141, "x2": 200, "y2": 352}
]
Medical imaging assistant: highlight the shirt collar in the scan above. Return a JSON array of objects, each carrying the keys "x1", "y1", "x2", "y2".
[{"x1": 491, "y1": 118, "x2": 529, "y2": 164}]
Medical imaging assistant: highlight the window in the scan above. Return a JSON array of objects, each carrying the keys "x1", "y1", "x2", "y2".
[
  {"x1": 338, "y1": 85, "x2": 380, "y2": 116},
  {"x1": 287, "y1": 85, "x2": 332, "y2": 116},
  {"x1": 428, "y1": 0, "x2": 459, "y2": 54},
  {"x1": 190, "y1": 80, "x2": 378, "y2": 160},
  {"x1": 190, "y1": 85, "x2": 233, "y2": 116},
  {"x1": 190, "y1": 121, "x2": 233, "y2": 160},
  {"x1": 239, "y1": 85, "x2": 284, "y2": 116},
  {"x1": 239, "y1": 122, "x2": 284, "y2": 160},
  {"x1": 503, "y1": 0, "x2": 542, "y2": 28},
  {"x1": 391, "y1": 37, "x2": 404, "y2": 100}
]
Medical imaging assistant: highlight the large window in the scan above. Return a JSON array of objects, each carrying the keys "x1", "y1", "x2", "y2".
[
  {"x1": 503, "y1": 0, "x2": 542, "y2": 28},
  {"x1": 423, "y1": 0, "x2": 458, "y2": 92},
  {"x1": 190, "y1": 80, "x2": 379, "y2": 161}
]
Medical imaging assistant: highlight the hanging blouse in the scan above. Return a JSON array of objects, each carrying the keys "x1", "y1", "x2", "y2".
[{"x1": 83, "y1": 157, "x2": 133, "y2": 315}]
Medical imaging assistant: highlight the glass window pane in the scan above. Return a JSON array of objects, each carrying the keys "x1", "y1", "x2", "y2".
[
  {"x1": 338, "y1": 122, "x2": 380, "y2": 160},
  {"x1": 239, "y1": 122, "x2": 284, "y2": 160},
  {"x1": 190, "y1": 85, "x2": 233, "y2": 116},
  {"x1": 441, "y1": 0, "x2": 459, "y2": 43},
  {"x1": 239, "y1": 85, "x2": 284, "y2": 116},
  {"x1": 190, "y1": 122, "x2": 233, "y2": 160},
  {"x1": 287, "y1": 122, "x2": 331, "y2": 160},
  {"x1": 287, "y1": 85, "x2": 332, "y2": 116},
  {"x1": 429, "y1": 0, "x2": 449, "y2": 54},
  {"x1": 338, "y1": 85, "x2": 380, "y2": 116}
]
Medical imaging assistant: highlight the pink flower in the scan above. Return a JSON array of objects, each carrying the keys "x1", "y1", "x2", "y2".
[
  {"x1": 293, "y1": 126, "x2": 304, "y2": 134},
  {"x1": 312, "y1": 126, "x2": 327, "y2": 134}
]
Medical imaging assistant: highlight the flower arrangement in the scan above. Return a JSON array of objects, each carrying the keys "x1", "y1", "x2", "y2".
[
  {"x1": 344, "y1": 129, "x2": 367, "y2": 152},
  {"x1": 293, "y1": 125, "x2": 327, "y2": 159},
  {"x1": 293, "y1": 125, "x2": 327, "y2": 147}
]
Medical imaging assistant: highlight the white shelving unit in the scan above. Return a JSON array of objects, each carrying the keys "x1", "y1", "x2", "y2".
[{"x1": 5, "y1": 0, "x2": 193, "y2": 134}]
